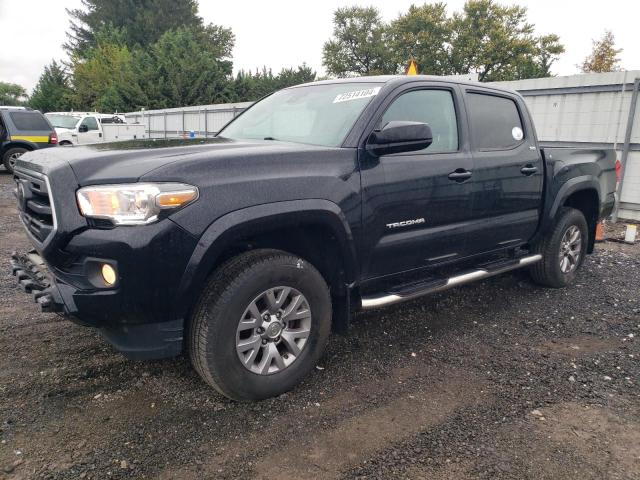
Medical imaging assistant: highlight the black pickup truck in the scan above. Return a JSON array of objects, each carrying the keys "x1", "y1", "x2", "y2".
[{"x1": 10, "y1": 76, "x2": 617, "y2": 400}]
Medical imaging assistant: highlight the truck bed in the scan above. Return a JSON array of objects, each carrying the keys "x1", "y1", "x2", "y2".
[
  {"x1": 540, "y1": 145, "x2": 617, "y2": 223},
  {"x1": 101, "y1": 123, "x2": 147, "y2": 142}
]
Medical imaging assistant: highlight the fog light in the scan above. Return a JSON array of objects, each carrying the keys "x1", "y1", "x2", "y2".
[{"x1": 101, "y1": 264, "x2": 117, "y2": 286}]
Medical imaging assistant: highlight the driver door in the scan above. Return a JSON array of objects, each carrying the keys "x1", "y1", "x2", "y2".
[
  {"x1": 360, "y1": 84, "x2": 475, "y2": 280},
  {"x1": 76, "y1": 116, "x2": 102, "y2": 144}
]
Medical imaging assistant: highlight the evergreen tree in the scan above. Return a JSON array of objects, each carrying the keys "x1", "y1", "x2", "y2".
[
  {"x1": 231, "y1": 65, "x2": 317, "y2": 102},
  {"x1": 70, "y1": 31, "x2": 147, "y2": 111},
  {"x1": 65, "y1": 0, "x2": 203, "y2": 58},
  {"x1": 136, "y1": 27, "x2": 234, "y2": 108},
  {"x1": 29, "y1": 61, "x2": 74, "y2": 113}
]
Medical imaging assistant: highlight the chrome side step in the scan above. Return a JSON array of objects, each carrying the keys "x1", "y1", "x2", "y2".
[{"x1": 360, "y1": 254, "x2": 542, "y2": 310}]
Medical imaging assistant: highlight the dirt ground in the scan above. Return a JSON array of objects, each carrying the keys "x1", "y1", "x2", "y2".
[{"x1": 1, "y1": 169, "x2": 639, "y2": 480}]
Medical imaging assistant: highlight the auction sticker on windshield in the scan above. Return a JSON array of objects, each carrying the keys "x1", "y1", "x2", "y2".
[{"x1": 333, "y1": 87, "x2": 381, "y2": 104}]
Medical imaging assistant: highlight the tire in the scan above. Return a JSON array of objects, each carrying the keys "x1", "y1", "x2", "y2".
[
  {"x1": 188, "y1": 249, "x2": 332, "y2": 400},
  {"x1": 530, "y1": 207, "x2": 588, "y2": 288},
  {"x1": 3, "y1": 147, "x2": 28, "y2": 173}
]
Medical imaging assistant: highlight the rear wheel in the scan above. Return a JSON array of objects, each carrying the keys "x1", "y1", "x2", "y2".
[
  {"x1": 530, "y1": 207, "x2": 588, "y2": 288},
  {"x1": 3, "y1": 147, "x2": 28, "y2": 173},
  {"x1": 188, "y1": 249, "x2": 332, "y2": 400}
]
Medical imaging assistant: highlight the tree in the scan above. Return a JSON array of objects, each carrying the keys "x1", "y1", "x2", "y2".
[
  {"x1": 135, "y1": 27, "x2": 234, "y2": 109},
  {"x1": 322, "y1": 6, "x2": 397, "y2": 77},
  {"x1": 0, "y1": 82, "x2": 28, "y2": 106},
  {"x1": 66, "y1": 6, "x2": 235, "y2": 111},
  {"x1": 65, "y1": 0, "x2": 203, "y2": 58},
  {"x1": 519, "y1": 34, "x2": 565, "y2": 79},
  {"x1": 274, "y1": 64, "x2": 316, "y2": 90},
  {"x1": 29, "y1": 61, "x2": 74, "y2": 113},
  {"x1": 580, "y1": 31, "x2": 622, "y2": 73},
  {"x1": 232, "y1": 64, "x2": 317, "y2": 102},
  {"x1": 449, "y1": 0, "x2": 564, "y2": 82},
  {"x1": 388, "y1": 3, "x2": 453, "y2": 76},
  {"x1": 70, "y1": 33, "x2": 147, "y2": 111},
  {"x1": 323, "y1": 1, "x2": 563, "y2": 81}
]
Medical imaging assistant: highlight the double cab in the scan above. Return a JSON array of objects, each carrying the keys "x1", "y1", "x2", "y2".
[{"x1": 11, "y1": 76, "x2": 617, "y2": 400}]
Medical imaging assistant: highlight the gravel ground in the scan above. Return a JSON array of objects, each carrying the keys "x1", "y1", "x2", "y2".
[{"x1": 0, "y1": 169, "x2": 639, "y2": 480}]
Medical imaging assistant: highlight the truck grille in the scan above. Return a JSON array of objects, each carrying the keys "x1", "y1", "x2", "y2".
[{"x1": 13, "y1": 170, "x2": 57, "y2": 245}]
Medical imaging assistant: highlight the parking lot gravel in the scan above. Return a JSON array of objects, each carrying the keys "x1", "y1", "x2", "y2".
[{"x1": 1, "y1": 169, "x2": 639, "y2": 479}]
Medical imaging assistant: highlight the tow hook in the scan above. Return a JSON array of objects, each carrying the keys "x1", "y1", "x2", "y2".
[{"x1": 10, "y1": 251, "x2": 63, "y2": 313}]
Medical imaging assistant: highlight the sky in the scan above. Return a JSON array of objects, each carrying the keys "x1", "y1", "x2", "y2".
[{"x1": 1, "y1": 0, "x2": 639, "y2": 93}]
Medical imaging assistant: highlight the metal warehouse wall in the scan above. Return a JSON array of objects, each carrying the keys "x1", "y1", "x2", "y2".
[
  {"x1": 489, "y1": 71, "x2": 640, "y2": 221},
  {"x1": 126, "y1": 71, "x2": 640, "y2": 221}
]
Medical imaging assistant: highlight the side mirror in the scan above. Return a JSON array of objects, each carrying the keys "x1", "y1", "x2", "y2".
[
  {"x1": 367, "y1": 121, "x2": 433, "y2": 156},
  {"x1": 78, "y1": 124, "x2": 89, "y2": 133}
]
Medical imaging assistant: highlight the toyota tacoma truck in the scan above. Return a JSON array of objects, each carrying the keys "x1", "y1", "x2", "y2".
[{"x1": 10, "y1": 76, "x2": 617, "y2": 400}]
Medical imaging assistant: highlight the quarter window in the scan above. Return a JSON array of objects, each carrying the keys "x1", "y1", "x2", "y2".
[
  {"x1": 381, "y1": 89, "x2": 458, "y2": 153},
  {"x1": 467, "y1": 93, "x2": 524, "y2": 150}
]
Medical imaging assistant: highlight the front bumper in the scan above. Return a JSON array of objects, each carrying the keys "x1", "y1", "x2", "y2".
[
  {"x1": 10, "y1": 208, "x2": 198, "y2": 360},
  {"x1": 10, "y1": 249, "x2": 186, "y2": 360}
]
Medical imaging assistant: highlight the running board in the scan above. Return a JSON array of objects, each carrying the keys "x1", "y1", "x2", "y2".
[{"x1": 360, "y1": 254, "x2": 542, "y2": 309}]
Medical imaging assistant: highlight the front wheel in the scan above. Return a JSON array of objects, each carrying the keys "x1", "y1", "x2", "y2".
[
  {"x1": 530, "y1": 207, "x2": 588, "y2": 288},
  {"x1": 188, "y1": 249, "x2": 332, "y2": 400}
]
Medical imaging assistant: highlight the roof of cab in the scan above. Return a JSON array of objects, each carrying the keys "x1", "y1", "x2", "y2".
[{"x1": 289, "y1": 74, "x2": 519, "y2": 96}]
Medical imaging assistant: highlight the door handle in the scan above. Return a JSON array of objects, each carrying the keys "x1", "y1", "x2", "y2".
[
  {"x1": 448, "y1": 169, "x2": 472, "y2": 182},
  {"x1": 520, "y1": 165, "x2": 538, "y2": 175}
]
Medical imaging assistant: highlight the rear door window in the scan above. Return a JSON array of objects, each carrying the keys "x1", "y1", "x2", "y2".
[
  {"x1": 9, "y1": 112, "x2": 51, "y2": 131},
  {"x1": 467, "y1": 92, "x2": 524, "y2": 150}
]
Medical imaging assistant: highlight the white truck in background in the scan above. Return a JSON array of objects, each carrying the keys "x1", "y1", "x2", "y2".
[{"x1": 45, "y1": 112, "x2": 147, "y2": 146}]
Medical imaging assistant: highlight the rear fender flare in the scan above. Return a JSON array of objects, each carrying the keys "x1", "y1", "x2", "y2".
[
  {"x1": 547, "y1": 176, "x2": 601, "y2": 225},
  {"x1": 175, "y1": 199, "x2": 358, "y2": 320}
]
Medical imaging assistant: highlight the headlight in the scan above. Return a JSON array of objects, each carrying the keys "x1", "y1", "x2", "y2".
[{"x1": 76, "y1": 183, "x2": 198, "y2": 225}]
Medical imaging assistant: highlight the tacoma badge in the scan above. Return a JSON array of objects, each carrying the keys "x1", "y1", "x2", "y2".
[{"x1": 386, "y1": 218, "x2": 426, "y2": 229}]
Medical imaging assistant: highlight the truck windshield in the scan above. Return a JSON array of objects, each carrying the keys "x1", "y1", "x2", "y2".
[
  {"x1": 47, "y1": 115, "x2": 81, "y2": 129},
  {"x1": 219, "y1": 83, "x2": 383, "y2": 147}
]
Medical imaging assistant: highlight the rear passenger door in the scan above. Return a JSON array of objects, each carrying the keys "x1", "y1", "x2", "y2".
[{"x1": 464, "y1": 90, "x2": 543, "y2": 255}]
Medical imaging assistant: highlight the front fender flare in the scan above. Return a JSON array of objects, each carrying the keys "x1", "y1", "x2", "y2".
[{"x1": 174, "y1": 199, "x2": 358, "y2": 320}]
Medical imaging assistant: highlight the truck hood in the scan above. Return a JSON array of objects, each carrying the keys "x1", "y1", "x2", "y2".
[{"x1": 17, "y1": 137, "x2": 334, "y2": 185}]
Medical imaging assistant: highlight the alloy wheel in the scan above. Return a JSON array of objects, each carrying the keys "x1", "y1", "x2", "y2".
[
  {"x1": 236, "y1": 286, "x2": 312, "y2": 375},
  {"x1": 558, "y1": 225, "x2": 582, "y2": 273},
  {"x1": 8, "y1": 151, "x2": 23, "y2": 169}
]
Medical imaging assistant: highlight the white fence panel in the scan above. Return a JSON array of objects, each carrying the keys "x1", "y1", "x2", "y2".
[{"x1": 125, "y1": 102, "x2": 252, "y2": 138}]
